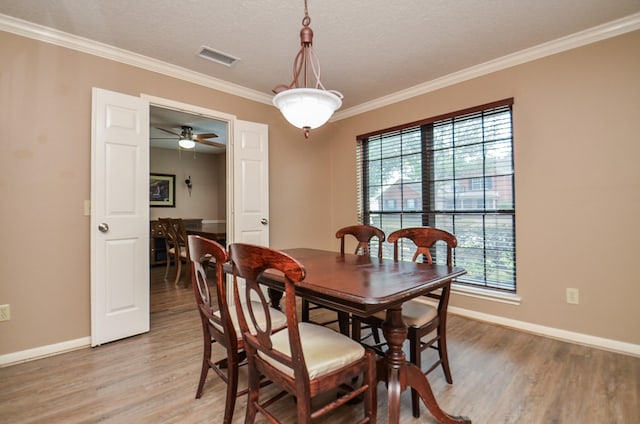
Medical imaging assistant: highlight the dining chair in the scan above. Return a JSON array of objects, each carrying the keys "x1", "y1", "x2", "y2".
[
  {"x1": 228, "y1": 243, "x2": 377, "y2": 424},
  {"x1": 158, "y1": 218, "x2": 177, "y2": 283},
  {"x1": 360, "y1": 226, "x2": 457, "y2": 418},
  {"x1": 188, "y1": 235, "x2": 286, "y2": 424},
  {"x1": 160, "y1": 217, "x2": 191, "y2": 285},
  {"x1": 301, "y1": 224, "x2": 385, "y2": 337}
]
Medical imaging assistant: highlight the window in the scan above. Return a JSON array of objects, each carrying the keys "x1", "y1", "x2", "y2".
[{"x1": 357, "y1": 99, "x2": 516, "y2": 292}]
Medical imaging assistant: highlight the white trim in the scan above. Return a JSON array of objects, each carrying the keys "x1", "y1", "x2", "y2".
[
  {"x1": 449, "y1": 306, "x2": 640, "y2": 358},
  {"x1": 0, "y1": 337, "x2": 90, "y2": 368},
  {"x1": 0, "y1": 14, "x2": 273, "y2": 106},
  {"x1": 202, "y1": 219, "x2": 226, "y2": 224},
  {"x1": 2, "y1": 308, "x2": 638, "y2": 367},
  {"x1": 333, "y1": 12, "x2": 640, "y2": 120},
  {"x1": 452, "y1": 283, "x2": 522, "y2": 305},
  {"x1": 142, "y1": 94, "x2": 237, "y2": 122},
  {"x1": 2, "y1": 12, "x2": 639, "y2": 119}
]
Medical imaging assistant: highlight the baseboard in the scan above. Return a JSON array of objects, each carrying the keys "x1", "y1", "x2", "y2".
[
  {"x1": 0, "y1": 337, "x2": 91, "y2": 367},
  {"x1": 449, "y1": 306, "x2": 640, "y2": 358},
  {"x1": 2, "y1": 308, "x2": 638, "y2": 368}
]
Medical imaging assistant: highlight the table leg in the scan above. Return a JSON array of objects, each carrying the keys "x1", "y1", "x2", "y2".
[
  {"x1": 405, "y1": 363, "x2": 471, "y2": 423},
  {"x1": 380, "y1": 306, "x2": 408, "y2": 424},
  {"x1": 381, "y1": 306, "x2": 471, "y2": 424},
  {"x1": 267, "y1": 288, "x2": 283, "y2": 310}
]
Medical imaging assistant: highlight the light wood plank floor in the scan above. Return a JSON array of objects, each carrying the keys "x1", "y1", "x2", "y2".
[{"x1": 1, "y1": 265, "x2": 638, "y2": 423}]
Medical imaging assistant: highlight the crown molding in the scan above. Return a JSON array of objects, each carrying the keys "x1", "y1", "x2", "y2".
[
  {"x1": 0, "y1": 13, "x2": 273, "y2": 106},
  {"x1": 2, "y1": 12, "x2": 639, "y2": 119},
  {"x1": 332, "y1": 12, "x2": 640, "y2": 121}
]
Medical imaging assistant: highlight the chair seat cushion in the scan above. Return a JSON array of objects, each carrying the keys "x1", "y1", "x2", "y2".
[
  {"x1": 167, "y1": 246, "x2": 187, "y2": 258},
  {"x1": 211, "y1": 301, "x2": 287, "y2": 339},
  {"x1": 373, "y1": 298, "x2": 437, "y2": 327},
  {"x1": 263, "y1": 322, "x2": 365, "y2": 379}
]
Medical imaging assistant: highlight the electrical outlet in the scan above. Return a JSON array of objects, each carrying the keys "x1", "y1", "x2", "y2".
[
  {"x1": 566, "y1": 288, "x2": 579, "y2": 305},
  {"x1": 0, "y1": 304, "x2": 10, "y2": 321}
]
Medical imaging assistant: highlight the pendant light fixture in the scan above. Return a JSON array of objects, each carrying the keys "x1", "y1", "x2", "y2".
[{"x1": 272, "y1": 0, "x2": 343, "y2": 138}]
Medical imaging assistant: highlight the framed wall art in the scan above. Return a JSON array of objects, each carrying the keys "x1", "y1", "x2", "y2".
[{"x1": 149, "y1": 173, "x2": 175, "y2": 207}]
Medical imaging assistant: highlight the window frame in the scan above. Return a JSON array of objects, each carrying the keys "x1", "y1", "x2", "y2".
[{"x1": 357, "y1": 98, "x2": 516, "y2": 293}]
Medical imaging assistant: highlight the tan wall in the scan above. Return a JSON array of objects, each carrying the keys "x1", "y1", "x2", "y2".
[
  {"x1": 149, "y1": 147, "x2": 226, "y2": 222},
  {"x1": 328, "y1": 30, "x2": 640, "y2": 346},
  {"x1": 0, "y1": 30, "x2": 331, "y2": 356},
  {"x1": 1, "y1": 28, "x2": 638, "y2": 358}
]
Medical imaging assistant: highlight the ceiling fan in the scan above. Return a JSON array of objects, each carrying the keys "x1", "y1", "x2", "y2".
[{"x1": 153, "y1": 125, "x2": 224, "y2": 149}]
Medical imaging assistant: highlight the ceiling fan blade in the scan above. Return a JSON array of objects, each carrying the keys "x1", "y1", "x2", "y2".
[
  {"x1": 196, "y1": 139, "x2": 226, "y2": 148},
  {"x1": 194, "y1": 133, "x2": 218, "y2": 140},
  {"x1": 156, "y1": 127, "x2": 180, "y2": 136}
]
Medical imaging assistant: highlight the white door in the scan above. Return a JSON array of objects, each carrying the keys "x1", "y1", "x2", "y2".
[
  {"x1": 91, "y1": 88, "x2": 149, "y2": 346},
  {"x1": 232, "y1": 120, "x2": 269, "y2": 246}
]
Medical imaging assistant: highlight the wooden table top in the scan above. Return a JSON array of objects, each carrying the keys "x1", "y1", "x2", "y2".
[
  {"x1": 185, "y1": 222, "x2": 226, "y2": 240},
  {"x1": 260, "y1": 248, "x2": 466, "y2": 316}
]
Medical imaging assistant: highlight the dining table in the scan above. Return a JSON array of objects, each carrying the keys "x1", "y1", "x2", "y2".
[
  {"x1": 257, "y1": 247, "x2": 470, "y2": 424},
  {"x1": 184, "y1": 222, "x2": 226, "y2": 244}
]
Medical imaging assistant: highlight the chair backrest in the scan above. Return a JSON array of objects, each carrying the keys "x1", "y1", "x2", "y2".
[
  {"x1": 188, "y1": 235, "x2": 234, "y2": 343},
  {"x1": 335, "y1": 224, "x2": 386, "y2": 257},
  {"x1": 158, "y1": 217, "x2": 178, "y2": 249},
  {"x1": 387, "y1": 227, "x2": 457, "y2": 265},
  {"x1": 388, "y1": 226, "x2": 457, "y2": 313},
  {"x1": 228, "y1": 243, "x2": 308, "y2": 378},
  {"x1": 160, "y1": 217, "x2": 189, "y2": 253}
]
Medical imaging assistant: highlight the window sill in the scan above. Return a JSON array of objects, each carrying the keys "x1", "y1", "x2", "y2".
[{"x1": 451, "y1": 282, "x2": 521, "y2": 305}]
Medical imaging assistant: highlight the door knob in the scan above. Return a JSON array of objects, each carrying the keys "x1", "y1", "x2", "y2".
[
  {"x1": 260, "y1": 218, "x2": 269, "y2": 226},
  {"x1": 98, "y1": 223, "x2": 109, "y2": 233}
]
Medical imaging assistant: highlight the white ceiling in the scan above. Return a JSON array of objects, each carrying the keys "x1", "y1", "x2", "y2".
[
  {"x1": 1, "y1": 0, "x2": 639, "y2": 152},
  {"x1": 149, "y1": 106, "x2": 228, "y2": 154}
]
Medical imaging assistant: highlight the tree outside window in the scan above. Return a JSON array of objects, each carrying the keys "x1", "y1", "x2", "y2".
[{"x1": 357, "y1": 99, "x2": 516, "y2": 292}]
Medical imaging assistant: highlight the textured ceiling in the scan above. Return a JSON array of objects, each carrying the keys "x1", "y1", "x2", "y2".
[
  {"x1": 2, "y1": 0, "x2": 639, "y2": 109},
  {"x1": 1, "y1": 1, "x2": 639, "y2": 153}
]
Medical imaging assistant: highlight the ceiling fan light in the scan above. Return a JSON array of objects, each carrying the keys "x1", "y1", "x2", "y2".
[
  {"x1": 273, "y1": 88, "x2": 342, "y2": 130},
  {"x1": 178, "y1": 138, "x2": 196, "y2": 149}
]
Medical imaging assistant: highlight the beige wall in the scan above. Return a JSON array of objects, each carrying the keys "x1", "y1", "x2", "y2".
[
  {"x1": 328, "y1": 31, "x2": 640, "y2": 346},
  {"x1": 0, "y1": 30, "x2": 330, "y2": 356},
  {"x1": 149, "y1": 147, "x2": 226, "y2": 222},
  {"x1": 1, "y1": 28, "x2": 638, "y2": 359}
]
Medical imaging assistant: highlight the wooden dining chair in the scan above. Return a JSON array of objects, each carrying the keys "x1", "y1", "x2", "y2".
[
  {"x1": 158, "y1": 218, "x2": 177, "y2": 283},
  {"x1": 188, "y1": 235, "x2": 286, "y2": 424},
  {"x1": 228, "y1": 243, "x2": 377, "y2": 424},
  {"x1": 360, "y1": 226, "x2": 457, "y2": 418},
  {"x1": 160, "y1": 217, "x2": 191, "y2": 285},
  {"x1": 302, "y1": 224, "x2": 385, "y2": 337}
]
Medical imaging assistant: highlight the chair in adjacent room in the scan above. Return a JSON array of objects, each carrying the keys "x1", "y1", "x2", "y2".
[
  {"x1": 157, "y1": 217, "x2": 177, "y2": 283},
  {"x1": 228, "y1": 243, "x2": 377, "y2": 424},
  {"x1": 360, "y1": 226, "x2": 458, "y2": 418},
  {"x1": 160, "y1": 217, "x2": 190, "y2": 285},
  {"x1": 301, "y1": 224, "x2": 386, "y2": 337},
  {"x1": 188, "y1": 235, "x2": 286, "y2": 424}
]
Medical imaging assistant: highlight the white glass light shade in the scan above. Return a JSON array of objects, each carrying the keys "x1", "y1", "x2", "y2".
[
  {"x1": 273, "y1": 88, "x2": 342, "y2": 129},
  {"x1": 178, "y1": 138, "x2": 196, "y2": 149}
]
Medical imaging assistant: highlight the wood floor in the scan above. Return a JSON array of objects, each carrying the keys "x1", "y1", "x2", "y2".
[{"x1": 1, "y1": 265, "x2": 639, "y2": 423}]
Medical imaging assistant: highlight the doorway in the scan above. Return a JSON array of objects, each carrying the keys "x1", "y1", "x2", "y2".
[
  {"x1": 148, "y1": 102, "x2": 230, "y2": 319},
  {"x1": 91, "y1": 89, "x2": 269, "y2": 345}
]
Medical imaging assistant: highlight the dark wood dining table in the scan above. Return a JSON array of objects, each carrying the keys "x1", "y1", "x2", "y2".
[
  {"x1": 258, "y1": 247, "x2": 470, "y2": 424},
  {"x1": 184, "y1": 222, "x2": 226, "y2": 243}
]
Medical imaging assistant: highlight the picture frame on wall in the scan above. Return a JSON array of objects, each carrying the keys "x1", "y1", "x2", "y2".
[{"x1": 149, "y1": 173, "x2": 175, "y2": 207}]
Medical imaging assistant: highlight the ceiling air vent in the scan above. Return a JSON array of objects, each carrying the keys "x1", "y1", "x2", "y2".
[{"x1": 198, "y1": 46, "x2": 240, "y2": 67}]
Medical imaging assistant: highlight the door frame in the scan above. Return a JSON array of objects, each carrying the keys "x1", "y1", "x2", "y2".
[{"x1": 142, "y1": 94, "x2": 237, "y2": 243}]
